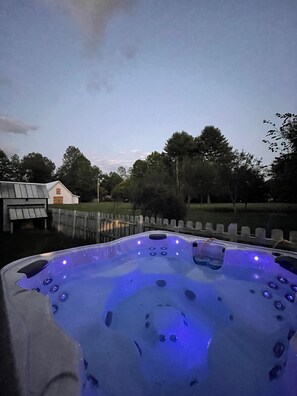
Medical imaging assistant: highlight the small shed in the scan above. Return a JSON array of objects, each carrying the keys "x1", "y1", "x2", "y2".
[
  {"x1": 0, "y1": 181, "x2": 49, "y2": 233},
  {"x1": 45, "y1": 181, "x2": 79, "y2": 205}
]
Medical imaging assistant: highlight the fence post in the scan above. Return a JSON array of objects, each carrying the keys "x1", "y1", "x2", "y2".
[
  {"x1": 83, "y1": 212, "x2": 88, "y2": 242},
  {"x1": 72, "y1": 210, "x2": 77, "y2": 239},
  {"x1": 138, "y1": 215, "x2": 143, "y2": 234},
  {"x1": 96, "y1": 212, "x2": 101, "y2": 243},
  {"x1": 228, "y1": 223, "x2": 238, "y2": 242},
  {"x1": 58, "y1": 208, "x2": 61, "y2": 232}
]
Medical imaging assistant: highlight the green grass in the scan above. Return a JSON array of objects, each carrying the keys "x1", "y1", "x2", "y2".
[
  {"x1": 49, "y1": 201, "x2": 139, "y2": 215},
  {"x1": 187, "y1": 203, "x2": 297, "y2": 238}
]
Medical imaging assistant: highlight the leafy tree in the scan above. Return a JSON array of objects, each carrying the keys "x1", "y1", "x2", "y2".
[
  {"x1": 263, "y1": 113, "x2": 297, "y2": 154},
  {"x1": 192, "y1": 126, "x2": 234, "y2": 203},
  {"x1": 196, "y1": 126, "x2": 234, "y2": 163},
  {"x1": 263, "y1": 113, "x2": 297, "y2": 202},
  {"x1": 222, "y1": 151, "x2": 266, "y2": 212},
  {"x1": 129, "y1": 152, "x2": 185, "y2": 219},
  {"x1": 9, "y1": 154, "x2": 22, "y2": 181},
  {"x1": 0, "y1": 149, "x2": 10, "y2": 180},
  {"x1": 164, "y1": 131, "x2": 194, "y2": 190},
  {"x1": 57, "y1": 146, "x2": 101, "y2": 201},
  {"x1": 101, "y1": 172, "x2": 123, "y2": 195},
  {"x1": 20, "y1": 152, "x2": 55, "y2": 182},
  {"x1": 111, "y1": 180, "x2": 131, "y2": 201},
  {"x1": 183, "y1": 157, "x2": 218, "y2": 206},
  {"x1": 117, "y1": 166, "x2": 128, "y2": 180}
]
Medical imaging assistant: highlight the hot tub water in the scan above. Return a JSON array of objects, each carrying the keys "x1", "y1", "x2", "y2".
[{"x1": 9, "y1": 233, "x2": 297, "y2": 395}]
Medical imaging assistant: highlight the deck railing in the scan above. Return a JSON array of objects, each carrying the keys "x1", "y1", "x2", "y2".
[{"x1": 49, "y1": 208, "x2": 297, "y2": 251}]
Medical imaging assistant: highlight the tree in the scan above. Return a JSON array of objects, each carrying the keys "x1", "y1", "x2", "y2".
[
  {"x1": 9, "y1": 154, "x2": 22, "y2": 181},
  {"x1": 193, "y1": 126, "x2": 234, "y2": 203},
  {"x1": 57, "y1": 146, "x2": 101, "y2": 201},
  {"x1": 164, "y1": 131, "x2": 194, "y2": 190},
  {"x1": 20, "y1": 152, "x2": 55, "y2": 182},
  {"x1": 263, "y1": 113, "x2": 297, "y2": 154},
  {"x1": 263, "y1": 113, "x2": 297, "y2": 202},
  {"x1": 0, "y1": 149, "x2": 10, "y2": 180},
  {"x1": 196, "y1": 126, "x2": 234, "y2": 163},
  {"x1": 101, "y1": 172, "x2": 123, "y2": 196},
  {"x1": 129, "y1": 152, "x2": 186, "y2": 219},
  {"x1": 117, "y1": 166, "x2": 128, "y2": 180},
  {"x1": 183, "y1": 157, "x2": 218, "y2": 206},
  {"x1": 222, "y1": 151, "x2": 266, "y2": 212}
]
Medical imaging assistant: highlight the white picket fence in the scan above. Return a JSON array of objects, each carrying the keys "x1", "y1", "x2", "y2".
[{"x1": 49, "y1": 208, "x2": 297, "y2": 251}]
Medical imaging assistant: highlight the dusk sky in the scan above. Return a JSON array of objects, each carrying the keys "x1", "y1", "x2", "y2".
[{"x1": 0, "y1": 0, "x2": 296, "y2": 173}]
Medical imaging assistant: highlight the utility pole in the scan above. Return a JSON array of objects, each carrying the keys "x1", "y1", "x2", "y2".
[{"x1": 97, "y1": 177, "x2": 100, "y2": 203}]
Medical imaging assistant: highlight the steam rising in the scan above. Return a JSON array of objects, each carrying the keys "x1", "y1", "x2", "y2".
[{"x1": 45, "y1": 0, "x2": 136, "y2": 54}]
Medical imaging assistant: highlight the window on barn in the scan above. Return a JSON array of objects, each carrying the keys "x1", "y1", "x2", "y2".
[{"x1": 56, "y1": 188, "x2": 61, "y2": 195}]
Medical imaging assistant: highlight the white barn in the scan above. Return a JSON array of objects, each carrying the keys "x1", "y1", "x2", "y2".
[{"x1": 45, "y1": 181, "x2": 79, "y2": 205}]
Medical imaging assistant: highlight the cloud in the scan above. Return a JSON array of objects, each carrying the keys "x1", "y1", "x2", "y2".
[
  {"x1": 0, "y1": 115, "x2": 38, "y2": 135},
  {"x1": 44, "y1": 0, "x2": 137, "y2": 55},
  {"x1": 88, "y1": 149, "x2": 150, "y2": 173}
]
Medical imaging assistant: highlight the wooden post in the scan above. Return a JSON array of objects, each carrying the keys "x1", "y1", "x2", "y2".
[
  {"x1": 138, "y1": 215, "x2": 143, "y2": 234},
  {"x1": 72, "y1": 210, "x2": 77, "y2": 239},
  {"x1": 83, "y1": 212, "x2": 88, "y2": 242},
  {"x1": 228, "y1": 223, "x2": 238, "y2": 242},
  {"x1": 58, "y1": 208, "x2": 61, "y2": 232},
  {"x1": 96, "y1": 212, "x2": 101, "y2": 243}
]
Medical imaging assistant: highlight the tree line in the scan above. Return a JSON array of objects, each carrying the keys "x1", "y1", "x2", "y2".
[{"x1": 0, "y1": 112, "x2": 296, "y2": 219}]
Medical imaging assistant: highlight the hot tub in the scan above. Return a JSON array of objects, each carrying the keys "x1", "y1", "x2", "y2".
[{"x1": 2, "y1": 231, "x2": 297, "y2": 396}]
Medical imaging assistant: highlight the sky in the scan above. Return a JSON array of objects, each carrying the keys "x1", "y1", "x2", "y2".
[{"x1": 0, "y1": 0, "x2": 297, "y2": 173}]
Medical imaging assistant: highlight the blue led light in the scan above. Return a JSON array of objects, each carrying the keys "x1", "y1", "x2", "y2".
[
  {"x1": 262, "y1": 290, "x2": 272, "y2": 299},
  {"x1": 137, "y1": 241, "x2": 141, "y2": 245},
  {"x1": 59, "y1": 292, "x2": 68, "y2": 302},
  {"x1": 170, "y1": 335, "x2": 178, "y2": 342},
  {"x1": 43, "y1": 277, "x2": 52, "y2": 286},
  {"x1": 62, "y1": 260, "x2": 67, "y2": 265},
  {"x1": 277, "y1": 276, "x2": 288, "y2": 284},
  {"x1": 285, "y1": 294, "x2": 295, "y2": 303},
  {"x1": 161, "y1": 252, "x2": 167, "y2": 256},
  {"x1": 291, "y1": 285, "x2": 297, "y2": 292},
  {"x1": 175, "y1": 240, "x2": 179, "y2": 244}
]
